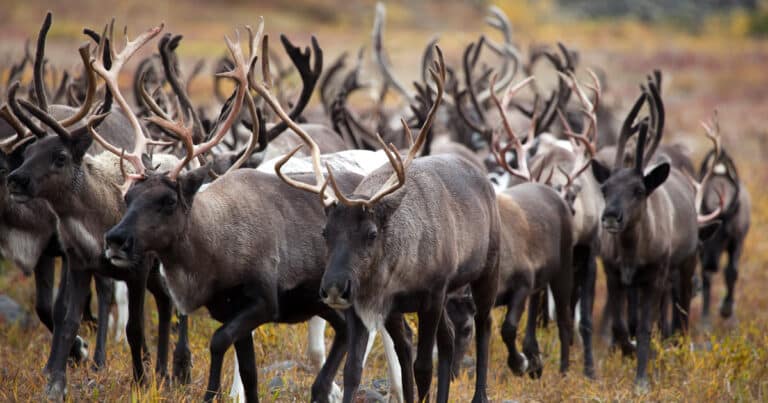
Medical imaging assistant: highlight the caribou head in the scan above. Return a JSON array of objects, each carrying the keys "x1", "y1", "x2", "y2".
[
  {"x1": 103, "y1": 25, "x2": 259, "y2": 268},
  {"x1": 591, "y1": 80, "x2": 666, "y2": 234}
]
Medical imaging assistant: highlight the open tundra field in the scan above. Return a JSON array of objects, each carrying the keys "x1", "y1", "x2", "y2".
[{"x1": 1, "y1": 0, "x2": 768, "y2": 401}]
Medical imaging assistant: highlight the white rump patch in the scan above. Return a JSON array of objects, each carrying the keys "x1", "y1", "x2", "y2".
[{"x1": 713, "y1": 163, "x2": 727, "y2": 175}]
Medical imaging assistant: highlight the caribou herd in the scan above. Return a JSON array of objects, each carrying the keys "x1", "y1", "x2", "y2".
[{"x1": 0, "y1": 4, "x2": 751, "y2": 402}]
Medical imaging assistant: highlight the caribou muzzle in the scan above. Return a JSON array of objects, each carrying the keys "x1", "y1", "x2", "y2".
[
  {"x1": 7, "y1": 171, "x2": 33, "y2": 203},
  {"x1": 319, "y1": 279, "x2": 352, "y2": 309},
  {"x1": 104, "y1": 227, "x2": 137, "y2": 268},
  {"x1": 601, "y1": 208, "x2": 624, "y2": 233}
]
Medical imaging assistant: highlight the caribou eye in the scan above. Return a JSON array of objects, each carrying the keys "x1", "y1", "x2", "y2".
[
  {"x1": 53, "y1": 153, "x2": 67, "y2": 167},
  {"x1": 161, "y1": 196, "x2": 177, "y2": 210},
  {"x1": 0, "y1": 168, "x2": 7, "y2": 176},
  {"x1": 633, "y1": 187, "x2": 644, "y2": 197},
  {"x1": 321, "y1": 227, "x2": 328, "y2": 239}
]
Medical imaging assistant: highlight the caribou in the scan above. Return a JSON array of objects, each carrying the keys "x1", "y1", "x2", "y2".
[
  {"x1": 276, "y1": 48, "x2": 501, "y2": 403},
  {"x1": 694, "y1": 112, "x2": 750, "y2": 322},
  {"x1": 590, "y1": 76, "x2": 700, "y2": 390},
  {"x1": 100, "y1": 24, "x2": 374, "y2": 403},
  {"x1": 6, "y1": 20, "x2": 192, "y2": 399}
]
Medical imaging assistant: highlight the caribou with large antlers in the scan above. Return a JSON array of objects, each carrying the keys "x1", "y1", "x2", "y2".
[
  {"x1": 525, "y1": 70, "x2": 603, "y2": 377},
  {"x1": 468, "y1": 75, "x2": 576, "y2": 379},
  {"x1": 101, "y1": 25, "x2": 367, "y2": 402},
  {"x1": 277, "y1": 47, "x2": 501, "y2": 403},
  {"x1": 7, "y1": 19, "x2": 193, "y2": 399}
]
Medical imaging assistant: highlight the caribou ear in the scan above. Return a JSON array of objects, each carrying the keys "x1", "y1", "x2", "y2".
[
  {"x1": 178, "y1": 163, "x2": 211, "y2": 206},
  {"x1": 642, "y1": 162, "x2": 670, "y2": 194},
  {"x1": 591, "y1": 160, "x2": 611, "y2": 184},
  {"x1": 65, "y1": 127, "x2": 93, "y2": 163},
  {"x1": 698, "y1": 220, "x2": 721, "y2": 242}
]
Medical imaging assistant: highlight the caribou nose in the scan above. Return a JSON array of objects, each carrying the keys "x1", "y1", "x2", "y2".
[
  {"x1": 7, "y1": 172, "x2": 29, "y2": 192},
  {"x1": 105, "y1": 228, "x2": 133, "y2": 255},
  {"x1": 320, "y1": 280, "x2": 352, "y2": 308}
]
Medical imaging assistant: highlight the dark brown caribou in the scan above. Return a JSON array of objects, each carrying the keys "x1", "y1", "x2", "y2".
[
  {"x1": 101, "y1": 26, "x2": 366, "y2": 403},
  {"x1": 6, "y1": 20, "x2": 192, "y2": 399},
  {"x1": 484, "y1": 75, "x2": 575, "y2": 378},
  {"x1": 695, "y1": 112, "x2": 750, "y2": 322},
  {"x1": 277, "y1": 48, "x2": 501, "y2": 403},
  {"x1": 590, "y1": 76, "x2": 699, "y2": 391}
]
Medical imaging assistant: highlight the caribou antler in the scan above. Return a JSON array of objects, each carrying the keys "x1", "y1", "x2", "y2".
[
  {"x1": 273, "y1": 46, "x2": 445, "y2": 208},
  {"x1": 152, "y1": 22, "x2": 261, "y2": 181},
  {"x1": 554, "y1": 69, "x2": 600, "y2": 187},
  {"x1": 85, "y1": 19, "x2": 164, "y2": 192},
  {"x1": 158, "y1": 33, "x2": 205, "y2": 144},
  {"x1": 489, "y1": 75, "x2": 536, "y2": 181},
  {"x1": 326, "y1": 47, "x2": 446, "y2": 208},
  {"x1": 372, "y1": 2, "x2": 414, "y2": 103}
]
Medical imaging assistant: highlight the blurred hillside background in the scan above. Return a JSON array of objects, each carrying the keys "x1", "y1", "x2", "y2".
[{"x1": 1, "y1": 1, "x2": 768, "y2": 401}]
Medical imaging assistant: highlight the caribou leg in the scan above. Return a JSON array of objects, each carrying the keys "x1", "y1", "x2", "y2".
[
  {"x1": 146, "y1": 265, "x2": 172, "y2": 381},
  {"x1": 435, "y1": 309, "x2": 455, "y2": 403},
  {"x1": 341, "y1": 310, "x2": 369, "y2": 403},
  {"x1": 673, "y1": 256, "x2": 697, "y2": 335},
  {"x1": 720, "y1": 240, "x2": 743, "y2": 319},
  {"x1": 413, "y1": 294, "x2": 447, "y2": 402},
  {"x1": 551, "y1": 270, "x2": 574, "y2": 374},
  {"x1": 385, "y1": 312, "x2": 414, "y2": 403},
  {"x1": 575, "y1": 245, "x2": 597, "y2": 378},
  {"x1": 233, "y1": 334, "x2": 258, "y2": 403},
  {"x1": 522, "y1": 292, "x2": 543, "y2": 379},
  {"x1": 44, "y1": 268, "x2": 92, "y2": 400},
  {"x1": 311, "y1": 309, "x2": 347, "y2": 403},
  {"x1": 500, "y1": 286, "x2": 530, "y2": 376},
  {"x1": 605, "y1": 267, "x2": 635, "y2": 356},
  {"x1": 33, "y1": 252, "x2": 56, "y2": 332},
  {"x1": 699, "y1": 243, "x2": 723, "y2": 321},
  {"x1": 123, "y1": 258, "x2": 154, "y2": 385},
  {"x1": 635, "y1": 272, "x2": 663, "y2": 391},
  {"x1": 470, "y1": 266, "x2": 499, "y2": 403},
  {"x1": 203, "y1": 303, "x2": 270, "y2": 402},
  {"x1": 91, "y1": 275, "x2": 113, "y2": 370},
  {"x1": 173, "y1": 313, "x2": 192, "y2": 384}
]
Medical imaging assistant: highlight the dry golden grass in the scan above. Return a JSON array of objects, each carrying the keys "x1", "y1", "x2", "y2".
[{"x1": 1, "y1": 1, "x2": 768, "y2": 401}]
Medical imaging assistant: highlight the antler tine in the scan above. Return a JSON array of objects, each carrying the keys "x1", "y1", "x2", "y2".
[
  {"x1": 641, "y1": 78, "x2": 664, "y2": 167},
  {"x1": 7, "y1": 82, "x2": 46, "y2": 138},
  {"x1": 224, "y1": 91, "x2": 260, "y2": 174},
  {"x1": 613, "y1": 91, "x2": 647, "y2": 171},
  {"x1": 372, "y1": 2, "x2": 414, "y2": 103},
  {"x1": 490, "y1": 74, "x2": 535, "y2": 181},
  {"x1": 478, "y1": 6, "x2": 521, "y2": 102},
  {"x1": 89, "y1": 20, "x2": 164, "y2": 187},
  {"x1": 404, "y1": 45, "x2": 445, "y2": 167},
  {"x1": 59, "y1": 44, "x2": 96, "y2": 127},
  {"x1": 0, "y1": 104, "x2": 30, "y2": 151}
]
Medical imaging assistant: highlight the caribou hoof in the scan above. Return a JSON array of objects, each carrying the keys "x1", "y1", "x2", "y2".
[
  {"x1": 719, "y1": 298, "x2": 734, "y2": 319},
  {"x1": 68, "y1": 336, "x2": 89, "y2": 365},
  {"x1": 584, "y1": 365, "x2": 596, "y2": 380},
  {"x1": 45, "y1": 378, "x2": 67, "y2": 402},
  {"x1": 526, "y1": 353, "x2": 543, "y2": 379},
  {"x1": 329, "y1": 382, "x2": 342, "y2": 403},
  {"x1": 634, "y1": 377, "x2": 650, "y2": 395},
  {"x1": 508, "y1": 352, "x2": 528, "y2": 376},
  {"x1": 173, "y1": 348, "x2": 192, "y2": 385}
]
